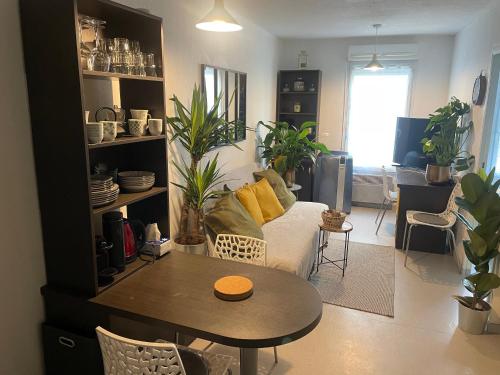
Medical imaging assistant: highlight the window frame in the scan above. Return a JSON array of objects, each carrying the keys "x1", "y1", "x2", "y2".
[{"x1": 343, "y1": 60, "x2": 415, "y2": 169}]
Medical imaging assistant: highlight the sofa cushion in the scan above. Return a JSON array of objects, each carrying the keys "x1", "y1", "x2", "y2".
[
  {"x1": 253, "y1": 169, "x2": 296, "y2": 210},
  {"x1": 262, "y1": 201, "x2": 328, "y2": 279},
  {"x1": 205, "y1": 193, "x2": 264, "y2": 242},
  {"x1": 250, "y1": 179, "x2": 285, "y2": 223},
  {"x1": 235, "y1": 185, "x2": 265, "y2": 226}
]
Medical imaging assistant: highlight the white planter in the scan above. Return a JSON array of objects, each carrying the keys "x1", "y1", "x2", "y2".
[
  {"x1": 174, "y1": 240, "x2": 207, "y2": 256},
  {"x1": 457, "y1": 301, "x2": 491, "y2": 335}
]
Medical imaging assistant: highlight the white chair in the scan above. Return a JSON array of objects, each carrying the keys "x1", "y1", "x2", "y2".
[
  {"x1": 211, "y1": 234, "x2": 278, "y2": 369},
  {"x1": 212, "y1": 234, "x2": 267, "y2": 266},
  {"x1": 403, "y1": 182, "x2": 461, "y2": 267},
  {"x1": 96, "y1": 326, "x2": 232, "y2": 375},
  {"x1": 375, "y1": 166, "x2": 398, "y2": 235}
]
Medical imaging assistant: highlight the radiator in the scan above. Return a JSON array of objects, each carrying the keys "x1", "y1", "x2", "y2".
[{"x1": 352, "y1": 174, "x2": 384, "y2": 206}]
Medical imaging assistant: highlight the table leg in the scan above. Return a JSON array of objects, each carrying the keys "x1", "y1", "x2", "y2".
[{"x1": 240, "y1": 348, "x2": 258, "y2": 375}]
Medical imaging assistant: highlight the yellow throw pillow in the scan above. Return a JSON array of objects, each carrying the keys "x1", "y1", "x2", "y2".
[
  {"x1": 250, "y1": 178, "x2": 285, "y2": 222},
  {"x1": 235, "y1": 186, "x2": 265, "y2": 226}
]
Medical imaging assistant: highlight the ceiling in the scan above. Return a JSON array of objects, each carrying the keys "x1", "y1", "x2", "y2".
[{"x1": 229, "y1": 0, "x2": 495, "y2": 38}]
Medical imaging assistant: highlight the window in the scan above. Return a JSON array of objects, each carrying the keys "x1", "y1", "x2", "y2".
[
  {"x1": 483, "y1": 54, "x2": 500, "y2": 177},
  {"x1": 346, "y1": 64, "x2": 412, "y2": 169}
]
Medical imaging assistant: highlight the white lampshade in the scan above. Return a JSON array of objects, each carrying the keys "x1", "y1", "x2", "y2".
[
  {"x1": 364, "y1": 53, "x2": 384, "y2": 71},
  {"x1": 196, "y1": 0, "x2": 243, "y2": 32}
]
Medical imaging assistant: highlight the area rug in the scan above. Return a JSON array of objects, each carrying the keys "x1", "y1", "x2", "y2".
[{"x1": 309, "y1": 239, "x2": 395, "y2": 317}]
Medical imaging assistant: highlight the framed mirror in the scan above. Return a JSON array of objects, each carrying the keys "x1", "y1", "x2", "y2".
[{"x1": 201, "y1": 64, "x2": 247, "y2": 145}]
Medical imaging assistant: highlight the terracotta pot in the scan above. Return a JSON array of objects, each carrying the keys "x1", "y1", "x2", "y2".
[
  {"x1": 284, "y1": 168, "x2": 296, "y2": 188},
  {"x1": 425, "y1": 164, "x2": 451, "y2": 185},
  {"x1": 457, "y1": 300, "x2": 491, "y2": 335}
]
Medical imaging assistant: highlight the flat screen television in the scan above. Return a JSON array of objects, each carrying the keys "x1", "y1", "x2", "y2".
[{"x1": 393, "y1": 117, "x2": 431, "y2": 168}]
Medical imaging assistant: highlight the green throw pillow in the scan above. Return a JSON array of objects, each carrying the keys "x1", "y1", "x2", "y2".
[
  {"x1": 205, "y1": 193, "x2": 264, "y2": 242},
  {"x1": 253, "y1": 169, "x2": 296, "y2": 210}
]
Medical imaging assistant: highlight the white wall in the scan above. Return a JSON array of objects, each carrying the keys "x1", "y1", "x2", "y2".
[
  {"x1": 279, "y1": 35, "x2": 454, "y2": 150},
  {"x1": 448, "y1": 2, "x2": 500, "y2": 325},
  {"x1": 0, "y1": 1, "x2": 46, "y2": 374},
  {"x1": 117, "y1": 0, "x2": 279, "y2": 235}
]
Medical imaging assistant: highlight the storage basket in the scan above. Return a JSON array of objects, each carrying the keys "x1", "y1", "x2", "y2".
[{"x1": 321, "y1": 210, "x2": 346, "y2": 230}]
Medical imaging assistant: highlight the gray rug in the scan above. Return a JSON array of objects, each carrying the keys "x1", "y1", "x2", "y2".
[{"x1": 310, "y1": 240, "x2": 395, "y2": 317}]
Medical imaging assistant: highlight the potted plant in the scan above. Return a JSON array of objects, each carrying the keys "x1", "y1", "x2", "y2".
[
  {"x1": 454, "y1": 168, "x2": 500, "y2": 334},
  {"x1": 167, "y1": 85, "x2": 240, "y2": 255},
  {"x1": 421, "y1": 97, "x2": 474, "y2": 184},
  {"x1": 258, "y1": 121, "x2": 329, "y2": 187}
]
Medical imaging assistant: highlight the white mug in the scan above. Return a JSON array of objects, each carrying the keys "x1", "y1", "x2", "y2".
[
  {"x1": 128, "y1": 119, "x2": 146, "y2": 137},
  {"x1": 130, "y1": 109, "x2": 151, "y2": 121},
  {"x1": 148, "y1": 119, "x2": 163, "y2": 136},
  {"x1": 86, "y1": 122, "x2": 103, "y2": 144},
  {"x1": 100, "y1": 121, "x2": 119, "y2": 141}
]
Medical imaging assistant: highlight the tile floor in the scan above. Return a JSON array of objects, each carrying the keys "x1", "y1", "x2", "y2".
[{"x1": 193, "y1": 206, "x2": 500, "y2": 374}]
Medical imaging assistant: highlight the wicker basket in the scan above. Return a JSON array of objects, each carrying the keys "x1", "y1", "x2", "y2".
[{"x1": 321, "y1": 210, "x2": 347, "y2": 230}]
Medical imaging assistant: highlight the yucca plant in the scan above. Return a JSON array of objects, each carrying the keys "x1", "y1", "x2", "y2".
[
  {"x1": 167, "y1": 85, "x2": 240, "y2": 246},
  {"x1": 259, "y1": 121, "x2": 329, "y2": 187},
  {"x1": 454, "y1": 168, "x2": 500, "y2": 314}
]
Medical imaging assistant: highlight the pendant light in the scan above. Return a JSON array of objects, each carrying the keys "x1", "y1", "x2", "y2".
[
  {"x1": 196, "y1": 0, "x2": 243, "y2": 32},
  {"x1": 364, "y1": 24, "x2": 384, "y2": 71}
]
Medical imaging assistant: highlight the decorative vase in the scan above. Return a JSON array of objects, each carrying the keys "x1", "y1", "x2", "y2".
[
  {"x1": 457, "y1": 301, "x2": 491, "y2": 335},
  {"x1": 425, "y1": 164, "x2": 451, "y2": 185},
  {"x1": 284, "y1": 168, "x2": 296, "y2": 188}
]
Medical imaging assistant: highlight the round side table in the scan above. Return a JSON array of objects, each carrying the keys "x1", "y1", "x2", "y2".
[
  {"x1": 317, "y1": 221, "x2": 353, "y2": 277},
  {"x1": 288, "y1": 184, "x2": 302, "y2": 199}
]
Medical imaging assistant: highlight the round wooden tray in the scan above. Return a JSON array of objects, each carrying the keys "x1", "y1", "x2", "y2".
[{"x1": 214, "y1": 276, "x2": 254, "y2": 301}]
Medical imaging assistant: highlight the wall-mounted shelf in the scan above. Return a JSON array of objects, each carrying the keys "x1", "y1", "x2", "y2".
[
  {"x1": 280, "y1": 112, "x2": 317, "y2": 116},
  {"x1": 92, "y1": 187, "x2": 168, "y2": 215},
  {"x1": 88, "y1": 135, "x2": 166, "y2": 149},
  {"x1": 83, "y1": 70, "x2": 164, "y2": 82}
]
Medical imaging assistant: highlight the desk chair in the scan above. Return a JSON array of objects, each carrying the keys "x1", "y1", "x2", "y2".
[
  {"x1": 376, "y1": 166, "x2": 398, "y2": 234},
  {"x1": 210, "y1": 234, "x2": 278, "y2": 370},
  {"x1": 96, "y1": 326, "x2": 232, "y2": 375},
  {"x1": 403, "y1": 182, "x2": 461, "y2": 267}
]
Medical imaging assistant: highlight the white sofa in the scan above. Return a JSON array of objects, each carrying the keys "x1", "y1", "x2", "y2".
[{"x1": 217, "y1": 163, "x2": 328, "y2": 279}]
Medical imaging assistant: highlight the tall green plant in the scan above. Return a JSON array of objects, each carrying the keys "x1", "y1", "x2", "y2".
[
  {"x1": 454, "y1": 169, "x2": 500, "y2": 311},
  {"x1": 166, "y1": 85, "x2": 240, "y2": 245},
  {"x1": 259, "y1": 121, "x2": 329, "y2": 176},
  {"x1": 421, "y1": 97, "x2": 474, "y2": 170}
]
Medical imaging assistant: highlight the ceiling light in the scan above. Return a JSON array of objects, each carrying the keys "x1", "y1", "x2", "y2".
[
  {"x1": 365, "y1": 24, "x2": 384, "y2": 71},
  {"x1": 196, "y1": 0, "x2": 243, "y2": 32}
]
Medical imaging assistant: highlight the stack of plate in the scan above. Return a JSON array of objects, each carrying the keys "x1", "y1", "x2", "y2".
[
  {"x1": 118, "y1": 171, "x2": 155, "y2": 193},
  {"x1": 90, "y1": 175, "x2": 120, "y2": 207}
]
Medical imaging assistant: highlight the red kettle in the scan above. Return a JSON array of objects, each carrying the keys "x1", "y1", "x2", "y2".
[{"x1": 123, "y1": 219, "x2": 146, "y2": 263}]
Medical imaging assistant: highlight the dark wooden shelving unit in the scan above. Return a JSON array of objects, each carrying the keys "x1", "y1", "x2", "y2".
[
  {"x1": 276, "y1": 70, "x2": 322, "y2": 202},
  {"x1": 20, "y1": 0, "x2": 169, "y2": 298}
]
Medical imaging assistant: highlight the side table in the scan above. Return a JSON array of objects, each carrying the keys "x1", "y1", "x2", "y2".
[
  {"x1": 317, "y1": 221, "x2": 353, "y2": 277},
  {"x1": 288, "y1": 184, "x2": 302, "y2": 199}
]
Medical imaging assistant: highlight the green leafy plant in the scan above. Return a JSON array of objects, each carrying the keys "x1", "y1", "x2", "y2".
[
  {"x1": 454, "y1": 168, "x2": 500, "y2": 311},
  {"x1": 258, "y1": 121, "x2": 329, "y2": 186},
  {"x1": 166, "y1": 85, "x2": 240, "y2": 245},
  {"x1": 422, "y1": 97, "x2": 474, "y2": 170}
]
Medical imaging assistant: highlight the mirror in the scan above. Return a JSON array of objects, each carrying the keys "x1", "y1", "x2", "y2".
[{"x1": 201, "y1": 64, "x2": 247, "y2": 145}]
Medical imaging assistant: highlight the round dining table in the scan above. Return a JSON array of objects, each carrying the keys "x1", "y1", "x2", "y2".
[{"x1": 91, "y1": 250, "x2": 323, "y2": 375}]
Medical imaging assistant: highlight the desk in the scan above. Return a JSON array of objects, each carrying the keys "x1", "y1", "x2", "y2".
[
  {"x1": 395, "y1": 168, "x2": 454, "y2": 252},
  {"x1": 91, "y1": 251, "x2": 323, "y2": 375}
]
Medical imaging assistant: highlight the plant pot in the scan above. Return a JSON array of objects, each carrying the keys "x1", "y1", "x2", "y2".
[
  {"x1": 425, "y1": 164, "x2": 451, "y2": 185},
  {"x1": 457, "y1": 301, "x2": 491, "y2": 335},
  {"x1": 284, "y1": 168, "x2": 296, "y2": 188},
  {"x1": 174, "y1": 239, "x2": 207, "y2": 256}
]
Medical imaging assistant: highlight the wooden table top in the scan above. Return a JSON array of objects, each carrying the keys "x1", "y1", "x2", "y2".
[
  {"x1": 396, "y1": 168, "x2": 454, "y2": 189},
  {"x1": 90, "y1": 251, "x2": 323, "y2": 348}
]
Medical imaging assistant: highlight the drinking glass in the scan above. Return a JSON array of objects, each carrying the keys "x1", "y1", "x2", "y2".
[
  {"x1": 78, "y1": 15, "x2": 93, "y2": 70},
  {"x1": 86, "y1": 18, "x2": 109, "y2": 72},
  {"x1": 144, "y1": 53, "x2": 157, "y2": 77}
]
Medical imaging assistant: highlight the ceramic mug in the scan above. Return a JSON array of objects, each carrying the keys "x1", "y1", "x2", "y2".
[
  {"x1": 101, "y1": 121, "x2": 119, "y2": 141},
  {"x1": 148, "y1": 119, "x2": 163, "y2": 136},
  {"x1": 86, "y1": 122, "x2": 103, "y2": 144},
  {"x1": 130, "y1": 109, "x2": 151, "y2": 121},
  {"x1": 128, "y1": 119, "x2": 146, "y2": 137}
]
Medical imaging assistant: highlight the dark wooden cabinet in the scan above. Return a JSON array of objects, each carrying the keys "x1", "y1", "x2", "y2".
[
  {"x1": 276, "y1": 70, "x2": 322, "y2": 201},
  {"x1": 20, "y1": 0, "x2": 169, "y2": 298}
]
